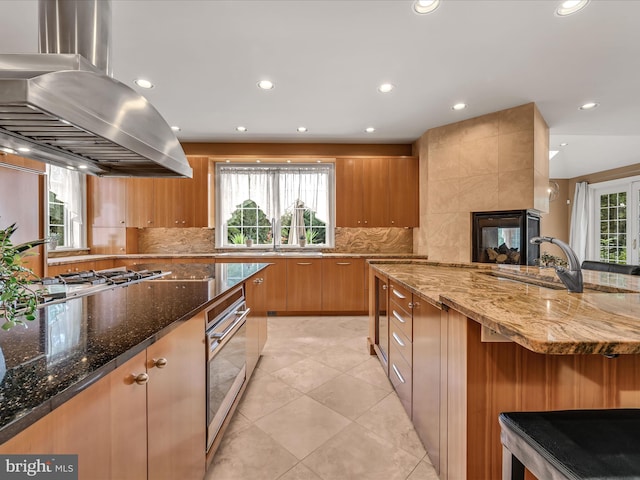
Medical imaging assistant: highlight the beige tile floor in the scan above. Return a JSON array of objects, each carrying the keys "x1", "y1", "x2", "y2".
[{"x1": 206, "y1": 315, "x2": 439, "y2": 480}]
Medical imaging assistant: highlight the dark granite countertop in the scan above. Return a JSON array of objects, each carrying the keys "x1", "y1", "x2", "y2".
[{"x1": 0, "y1": 262, "x2": 267, "y2": 444}]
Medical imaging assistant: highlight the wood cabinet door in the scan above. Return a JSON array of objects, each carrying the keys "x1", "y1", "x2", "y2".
[
  {"x1": 147, "y1": 313, "x2": 205, "y2": 480},
  {"x1": 89, "y1": 227, "x2": 127, "y2": 255},
  {"x1": 362, "y1": 157, "x2": 389, "y2": 227},
  {"x1": 388, "y1": 156, "x2": 419, "y2": 227},
  {"x1": 88, "y1": 177, "x2": 127, "y2": 227},
  {"x1": 152, "y1": 157, "x2": 208, "y2": 228},
  {"x1": 126, "y1": 177, "x2": 155, "y2": 227},
  {"x1": 47, "y1": 260, "x2": 96, "y2": 276},
  {"x1": 335, "y1": 157, "x2": 364, "y2": 227},
  {"x1": 286, "y1": 258, "x2": 322, "y2": 311},
  {"x1": 0, "y1": 351, "x2": 148, "y2": 480},
  {"x1": 412, "y1": 300, "x2": 442, "y2": 474},
  {"x1": 321, "y1": 258, "x2": 366, "y2": 312}
]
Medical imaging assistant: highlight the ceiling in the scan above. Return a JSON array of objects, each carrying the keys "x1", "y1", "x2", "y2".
[{"x1": 1, "y1": 0, "x2": 639, "y2": 179}]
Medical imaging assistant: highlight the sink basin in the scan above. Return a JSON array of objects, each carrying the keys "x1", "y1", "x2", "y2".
[{"x1": 479, "y1": 271, "x2": 566, "y2": 290}]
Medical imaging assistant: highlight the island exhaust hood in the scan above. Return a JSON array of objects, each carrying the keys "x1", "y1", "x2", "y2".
[{"x1": 0, "y1": 0, "x2": 192, "y2": 178}]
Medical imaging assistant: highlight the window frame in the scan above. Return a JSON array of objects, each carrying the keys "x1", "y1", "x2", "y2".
[
  {"x1": 589, "y1": 176, "x2": 640, "y2": 264},
  {"x1": 214, "y1": 162, "x2": 335, "y2": 249},
  {"x1": 46, "y1": 165, "x2": 87, "y2": 250}
]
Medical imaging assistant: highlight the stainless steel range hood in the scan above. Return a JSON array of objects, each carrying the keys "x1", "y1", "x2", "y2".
[{"x1": 0, "y1": 0, "x2": 192, "y2": 178}]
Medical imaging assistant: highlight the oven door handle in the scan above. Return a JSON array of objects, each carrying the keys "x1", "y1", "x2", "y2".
[{"x1": 210, "y1": 308, "x2": 251, "y2": 343}]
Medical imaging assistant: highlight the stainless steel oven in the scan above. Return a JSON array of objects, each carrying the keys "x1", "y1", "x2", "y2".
[{"x1": 206, "y1": 285, "x2": 250, "y2": 451}]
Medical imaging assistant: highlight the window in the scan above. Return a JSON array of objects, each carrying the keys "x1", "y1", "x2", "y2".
[
  {"x1": 215, "y1": 163, "x2": 334, "y2": 248},
  {"x1": 47, "y1": 165, "x2": 86, "y2": 249},
  {"x1": 589, "y1": 177, "x2": 640, "y2": 265}
]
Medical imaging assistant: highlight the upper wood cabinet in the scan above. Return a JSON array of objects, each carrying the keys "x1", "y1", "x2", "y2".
[
  {"x1": 126, "y1": 178, "x2": 155, "y2": 227},
  {"x1": 88, "y1": 176, "x2": 127, "y2": 227},
  {"x1": 336, "y1": 156, "x2": 418, "y2": 228},
  {"x1": 388, "y1": 156, "x2": 419, "y2": 227},
  {"x1": 89, "y1": 156, "x2": 209, "y2": 230},
  {"x1": 152, "y1": 156, "x2": 209, "y2": 228}
]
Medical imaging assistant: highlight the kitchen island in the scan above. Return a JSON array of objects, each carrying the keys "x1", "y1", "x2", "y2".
[
  {"x1": 0, "y1": 262, "x2": 268, "y2": 480},
  {"x1": 368, "y1": 261, "x2": 640, "y2": 480}
]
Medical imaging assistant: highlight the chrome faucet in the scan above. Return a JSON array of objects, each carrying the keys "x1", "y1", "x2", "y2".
[
  {"x1": 271, "y1": 217, "x2": 278, "y2": 251},
  {"x1": 530, "y1": 236, "x2": 583, "y2": 293}
]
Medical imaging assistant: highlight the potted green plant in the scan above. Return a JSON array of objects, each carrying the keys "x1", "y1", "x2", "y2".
[{"x1": 0, "y1": 223, "x2": 47, "y2": 330}]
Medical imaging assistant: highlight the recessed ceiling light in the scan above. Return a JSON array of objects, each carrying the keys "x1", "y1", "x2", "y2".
[
  {"x1": 257, "y1": 80, "x2": 274, "y2": 90},
  {"x1": 377, "y1": 83, "x2": 394, "y2": 93},
  {"x1": 579, "y1": 102, "x2": 599, "y2": 110},
  {"x1": 236, "y1": 126, "x2": 247, "y2": 132},
  {"x1": 297, "y1": 126, "x2": 307, "y2": 133},
  {"x1": 316, "y1": 160, "x2": 322, "y2": 163},
  {"x1": 413, "y1": 0, "x2": 440, "y2": 14},
  {"x1": 0, "y1": 147, "x2": 16, "y2": 154},
  {"x1": 452, "y1": 103, "x2": 467, "y2": 111},
  {"x1": 134, "y1": 78, "x2": 154, "y2": 89},
  {"x1": 286, "y1": 160, "x2": 292, "y2": 163},
  {"x1": 171, "y1": 126, "x2": 181, "y2": 132},
  {"x1": 365, "y1": 127, "x2": 376, "y2": 133},
  {"x1": 225, "y1": 159, "x2": 231, "y2": 163},
  {"x1": 560, "y1": 142, "x2": 568, "y2": 147},
  {"x1": 256, "y1": 159, "x2": 261, "y2": 163},
  {"x1": 17, "y1": 147, "x2": 30, "y2": 153},
  {"x1": 556, "y1": 0, "x2": 589, "y2": 16}
]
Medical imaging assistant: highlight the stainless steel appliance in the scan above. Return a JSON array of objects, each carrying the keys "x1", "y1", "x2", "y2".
[
  {"x1": 206, "y1": 285, "x2": 249, "y2": 451},
  {"x1": 35, "y1": 268, "x2": 168, "y2": 304}
]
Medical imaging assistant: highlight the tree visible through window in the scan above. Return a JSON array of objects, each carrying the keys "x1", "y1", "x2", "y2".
[
  {"x1": 216, "y1": 163, "x2": 334, "y2": 248},
  {"x1": 599, "y1": 191, "x2": 627, "y2": 264},
  {"x1": 47, "y1": 165, "x2": 86, "y2": 249}
]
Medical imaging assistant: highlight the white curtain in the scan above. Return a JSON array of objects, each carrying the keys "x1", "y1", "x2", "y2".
[
  {"x1": 569, "y1": 181, "x2": 592, "y2": 263},
  {"x1": 218, "y1": 167, "x2": 273, "y2": 222}
]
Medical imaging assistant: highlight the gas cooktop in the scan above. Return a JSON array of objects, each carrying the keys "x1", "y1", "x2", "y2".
[{"x1": 35, "y1": 268, "x2": 169, "y2": 304}]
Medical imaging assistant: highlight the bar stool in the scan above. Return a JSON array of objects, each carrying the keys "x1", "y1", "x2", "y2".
[{"x1": 499, "y1": 409, "x2": 640, "y2": 480}]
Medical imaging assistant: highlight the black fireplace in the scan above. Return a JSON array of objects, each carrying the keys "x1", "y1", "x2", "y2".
[{"x1": 472, "y1": 210, "x2": 540, "y2": 265}]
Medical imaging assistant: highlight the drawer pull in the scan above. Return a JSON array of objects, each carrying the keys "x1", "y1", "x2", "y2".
[
  {"x1": 392, "y1": 332, "x2": 405, "y2": 347},
  {"x1": 392, "y1": 310, "x2": 406, "y2": 323},
  {"x1": 336, "y1": 262, "x2": 351, "y2": 266},
  {"x1": 297, "y1": 262, "x2": 312, "y2": 265},
  {"x1": 382, "y1": 284, "x2": 388, "y2": 290},
  {"x1": 392, "y1": 364, "x2": 405, "y2": 384},
  {"x1": 132, "y1": 373, "x2": 149, "y2": 385},
  {"x1": 391, "y1": 288, "x2": 406, "y2": 299}
]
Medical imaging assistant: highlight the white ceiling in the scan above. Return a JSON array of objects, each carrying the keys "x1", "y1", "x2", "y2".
[{"x1": 1, "y1": 0, "x2": 640, "y2": 179}]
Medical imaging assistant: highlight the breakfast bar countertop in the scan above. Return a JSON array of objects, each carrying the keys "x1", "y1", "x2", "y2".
[{"x1": 369, "y1": 261, "x2": 640, "y2": 356}]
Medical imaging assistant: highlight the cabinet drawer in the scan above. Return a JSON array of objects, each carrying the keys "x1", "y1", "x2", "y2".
[
  {"x1": 390, "y1": 318, "x2": 412, "y2": 367},
  {"x1": 389, "y1": 304, "x2": 412, "y2": 341},
  {"x1": 389, "y1": 340, "x2": 412, "y2": 418},
  {"x1": 389, "y1": 282, "x2": 413, "y2": 315}
]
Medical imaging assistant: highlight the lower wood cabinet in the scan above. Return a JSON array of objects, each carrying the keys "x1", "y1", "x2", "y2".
[
  {"x1": 0, "y1": 313, "x2": 205, "y2": 480},
  {"x1": 286, "y1": 258, "x2": 322, "y2": 311},
  {"x1": 321, "y1": 258, "x2": 366, "y2": 312},
  {"x1": 147, "y1": 313, "x2": 205, "y2": 480}
]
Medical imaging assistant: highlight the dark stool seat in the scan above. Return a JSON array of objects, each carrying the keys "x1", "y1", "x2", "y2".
[{"x1": 499, "y1": 409, "x2": 640, "y2": 480}]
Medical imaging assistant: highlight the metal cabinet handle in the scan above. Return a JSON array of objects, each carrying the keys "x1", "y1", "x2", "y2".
[
  {"x1": 153, "y1": 358, "x2": 168, "y2": 369},
  {"x1": 392, "y1": 310, "x2": 406, "y2": 323},
  {"x1": 297, "y1": 262, "x2": 312, "y2": 265},
  {"x1": 253, "y1": 277, "x2": 264, "y2": 284},
  {"x1": 408, "y1": 302, "x2": 418, "y2": 309},
  {"x1": 133, "y1": 373, "x2": 149, "y2": 385},
  {"x1": 392, "y1": 364, "x2": 405, "y2": 384},
  {"x1": 382, "y1": 284, "x2": 388, "y2": 290},
  {"x1": 392, "y1": 332, "x2": 405, "y2": 347},
  {"x1": 336, "y1": 262, "x2": 351, "y2": 266},
  {"x1": 391, "y1": 288, "x2": 406, "y2": 299}
]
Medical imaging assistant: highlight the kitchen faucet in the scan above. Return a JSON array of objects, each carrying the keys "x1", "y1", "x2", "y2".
[
  {"x1": 530, "y1": 236, "x2": 583, "y2": 293},
  {"x1": 271, "y1": 217, "x2": 278, "y2": 251}
]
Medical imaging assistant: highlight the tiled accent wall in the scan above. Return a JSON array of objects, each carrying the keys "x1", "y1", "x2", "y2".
[
  {"x1": 136, "y1": 227, "x2": 413, "y2": 254},
  {"x1": 413, "y1": 103, "x2": 549, "y2": 263}
]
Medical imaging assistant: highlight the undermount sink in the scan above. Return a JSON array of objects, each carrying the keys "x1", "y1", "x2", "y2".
[{"x1": 479, "y1": 271, "x2": 566, "y2": 290}]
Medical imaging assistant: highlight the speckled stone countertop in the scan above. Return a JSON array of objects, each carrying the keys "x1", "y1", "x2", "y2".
[
  {"x1": 0, "y1": 262, "x2": 268, "y2": 444},
  {"x1": 369, "y1": 261, "x2": 640, "y2": 356}
]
